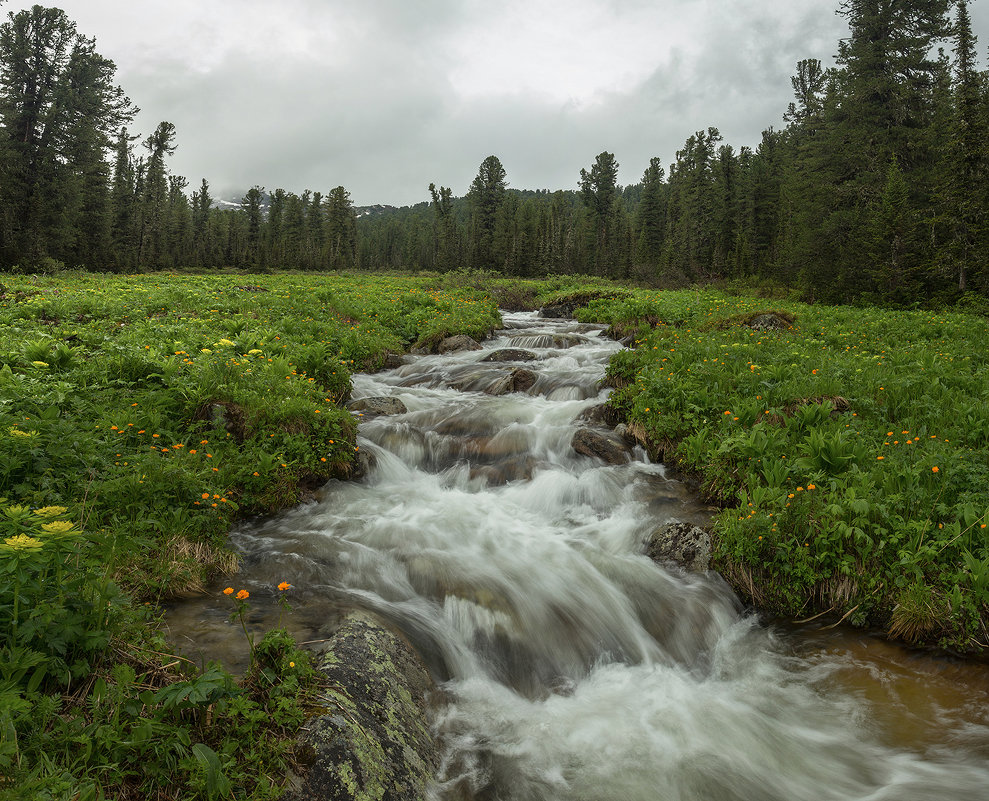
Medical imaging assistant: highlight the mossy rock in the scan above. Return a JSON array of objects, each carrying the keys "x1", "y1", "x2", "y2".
[
  {"x1": 701, "y1": 309, "x2": 797, "y2": 332},
  {"x1": 285, "y1": 612, "x2": 438, "y2": 801}
]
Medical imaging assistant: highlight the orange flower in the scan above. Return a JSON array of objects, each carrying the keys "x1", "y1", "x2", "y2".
[
  {"x1": 932, "y1": 466, "x2": 939, "y2": 473},
  {"x1": 236, "y1": 589, "x2": 249, "y2": 600},
  {"x1": 202, "y1": 492, "x2": 209, "y2": 499},
  {"x1": 223, "y1": 587, "x2": 234, "y2": 595},
  {"x1": 278, "y1": 582, "x2": 292, "y2": 591}
]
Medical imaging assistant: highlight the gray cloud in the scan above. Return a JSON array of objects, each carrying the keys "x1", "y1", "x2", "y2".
[{"x1": 5, "y1": 0, "x2": 987, "y2": 206}]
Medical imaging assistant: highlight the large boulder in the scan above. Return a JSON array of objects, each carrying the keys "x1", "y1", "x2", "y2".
[
  {"x1": 480, "y1": 348, "x2": 538, "y2": 363},
  {"x1": 646, "y1": 521, "x2": 712, "y2": 573},
  {"x1": 348, "y1": 396, "x2": 408, "y2": 416},
  {"x1": 438, "y1": 335, "x2": 483, "y2": 354},
  {"x1": 285, "y1": 613, "x2": 438, "y2": 801},
  {"x1": 571, "y1": 427, "x2": 632, "y2": 465}
]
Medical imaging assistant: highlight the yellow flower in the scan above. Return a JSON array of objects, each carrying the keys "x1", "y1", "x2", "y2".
[
  {"x1": 31, "y1": 361, "x2": 49, "y2": 368},
  {"x1": 40, "y1": 520, "x2": 76, "y2": 535},
  {"x1": 2, "y1": 534, "x2": 44, "y2": 552},
  {"x1": 217, "y1": 339, "x2": 235, "y2": 346},
  {"x1": 33, "y1": 506, "x2": 68, "y2": 518}
]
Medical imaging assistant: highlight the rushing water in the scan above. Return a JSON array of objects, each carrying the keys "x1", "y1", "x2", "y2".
[{"x1": 166, "y1": 312, "x2": 989, "y2": 800}]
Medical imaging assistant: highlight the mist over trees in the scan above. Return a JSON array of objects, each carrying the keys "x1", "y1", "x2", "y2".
[{"x1": 1, "y1": 1, "x2": 987, "y2": 305}]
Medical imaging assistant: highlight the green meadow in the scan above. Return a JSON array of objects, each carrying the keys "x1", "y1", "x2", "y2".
[
  {"x1": 0, "y1": 271, "x2": 499, "y2": 800},
  {"x1": 2, "y1": 271, "x2": 988, "y2": 799},
  {"x1": 571, "y1": 287, "x2": 989, "y2": 649}
]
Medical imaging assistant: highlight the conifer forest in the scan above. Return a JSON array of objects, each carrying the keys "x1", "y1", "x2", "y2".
[{"x1": 1, "y1": 1, "x2": 987, "y2": 308}]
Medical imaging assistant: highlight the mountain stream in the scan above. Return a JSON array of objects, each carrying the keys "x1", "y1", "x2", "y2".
[{"x1": 165, "y1": 312, "x2": 989, "y2": 800}]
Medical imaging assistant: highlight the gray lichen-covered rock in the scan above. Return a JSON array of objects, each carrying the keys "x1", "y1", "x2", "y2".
[
  {"x1": 571, "y1": 427, "x2": 632, "y2": 465},
  {"x1": 646, "y1": 521, "x2": 712, "y2": 573},
  {"x1": 348, "y1": 396, "x2": 408, "y2": 416},
  {"x1": 438, "y1": 335, "x2": 483, "y2": 354},
  {"x1": 480, "y1": 348, "x2": 538, "y2": 363},
  {"x1": 285, "y1": 612, "x2": 438, "y2": 801},
  {"x1": 749, "y1": 313, "x2": 790, "y2": 331}
]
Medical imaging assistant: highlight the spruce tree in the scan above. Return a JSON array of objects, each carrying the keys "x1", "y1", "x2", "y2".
[
  {"x1": 635, "y1": 157, "x2": 667, "y2": 269},
  {"x1": 324, "y1": 186, "x2": 357, "y2": 270},
  {"x1": 0, "y1": 6, "x2": 134, "y2": 267},
  {"x1": 467, "y1": 155, "x2": 508, "y2": 270},
  {"x1": 579, "y1": 151, "x2": 620, "y2": 275}
]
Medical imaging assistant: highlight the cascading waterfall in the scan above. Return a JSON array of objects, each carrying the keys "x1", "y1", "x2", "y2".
[{"x1": 215, "y1": 312, "x2": 989, "y2": 800}]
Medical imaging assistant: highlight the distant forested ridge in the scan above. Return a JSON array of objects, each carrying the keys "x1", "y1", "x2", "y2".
[{"x1": 1, "y1": 1, "x2": 987, "y2": 305}]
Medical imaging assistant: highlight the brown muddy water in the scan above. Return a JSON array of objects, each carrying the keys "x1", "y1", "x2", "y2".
[{"x1": 164, "y1": 312, "x2": 989, "y2": 800}]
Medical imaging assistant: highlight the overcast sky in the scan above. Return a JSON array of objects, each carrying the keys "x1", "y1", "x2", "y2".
[{"x1": 6, "y1": 0, "x2": 989, "y2": 206}]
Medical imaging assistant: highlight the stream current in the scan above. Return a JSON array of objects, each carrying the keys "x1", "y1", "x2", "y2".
[{"x1": 168, "y1": 312, "x2": 989, "y2": 800}]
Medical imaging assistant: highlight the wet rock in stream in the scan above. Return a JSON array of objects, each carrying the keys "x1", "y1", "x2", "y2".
[
  {"x1": 347, "y1": 396, "x2": 408, "y2": 416},
  {"x1": 437, "y1": 334, "x2": 483, "y2": 354},
  {"x1": 449, "y1": 366, "x2": 537, "y2": 395},
  {"x1": 285, "y1": 612, "x2": 438, "y2": 801},
  {"x1": 480, "y1": 348, "x2": 538, "y2": 363},
  {"x1": 646, "y1": 521, "x2": 712, "y2": 573},
  {"x1": 577, "y1": 402, "x2": 625, "y2": 429},
  {"x1": 571, "y1": 426, "x2": 632, "y2": 464}
]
